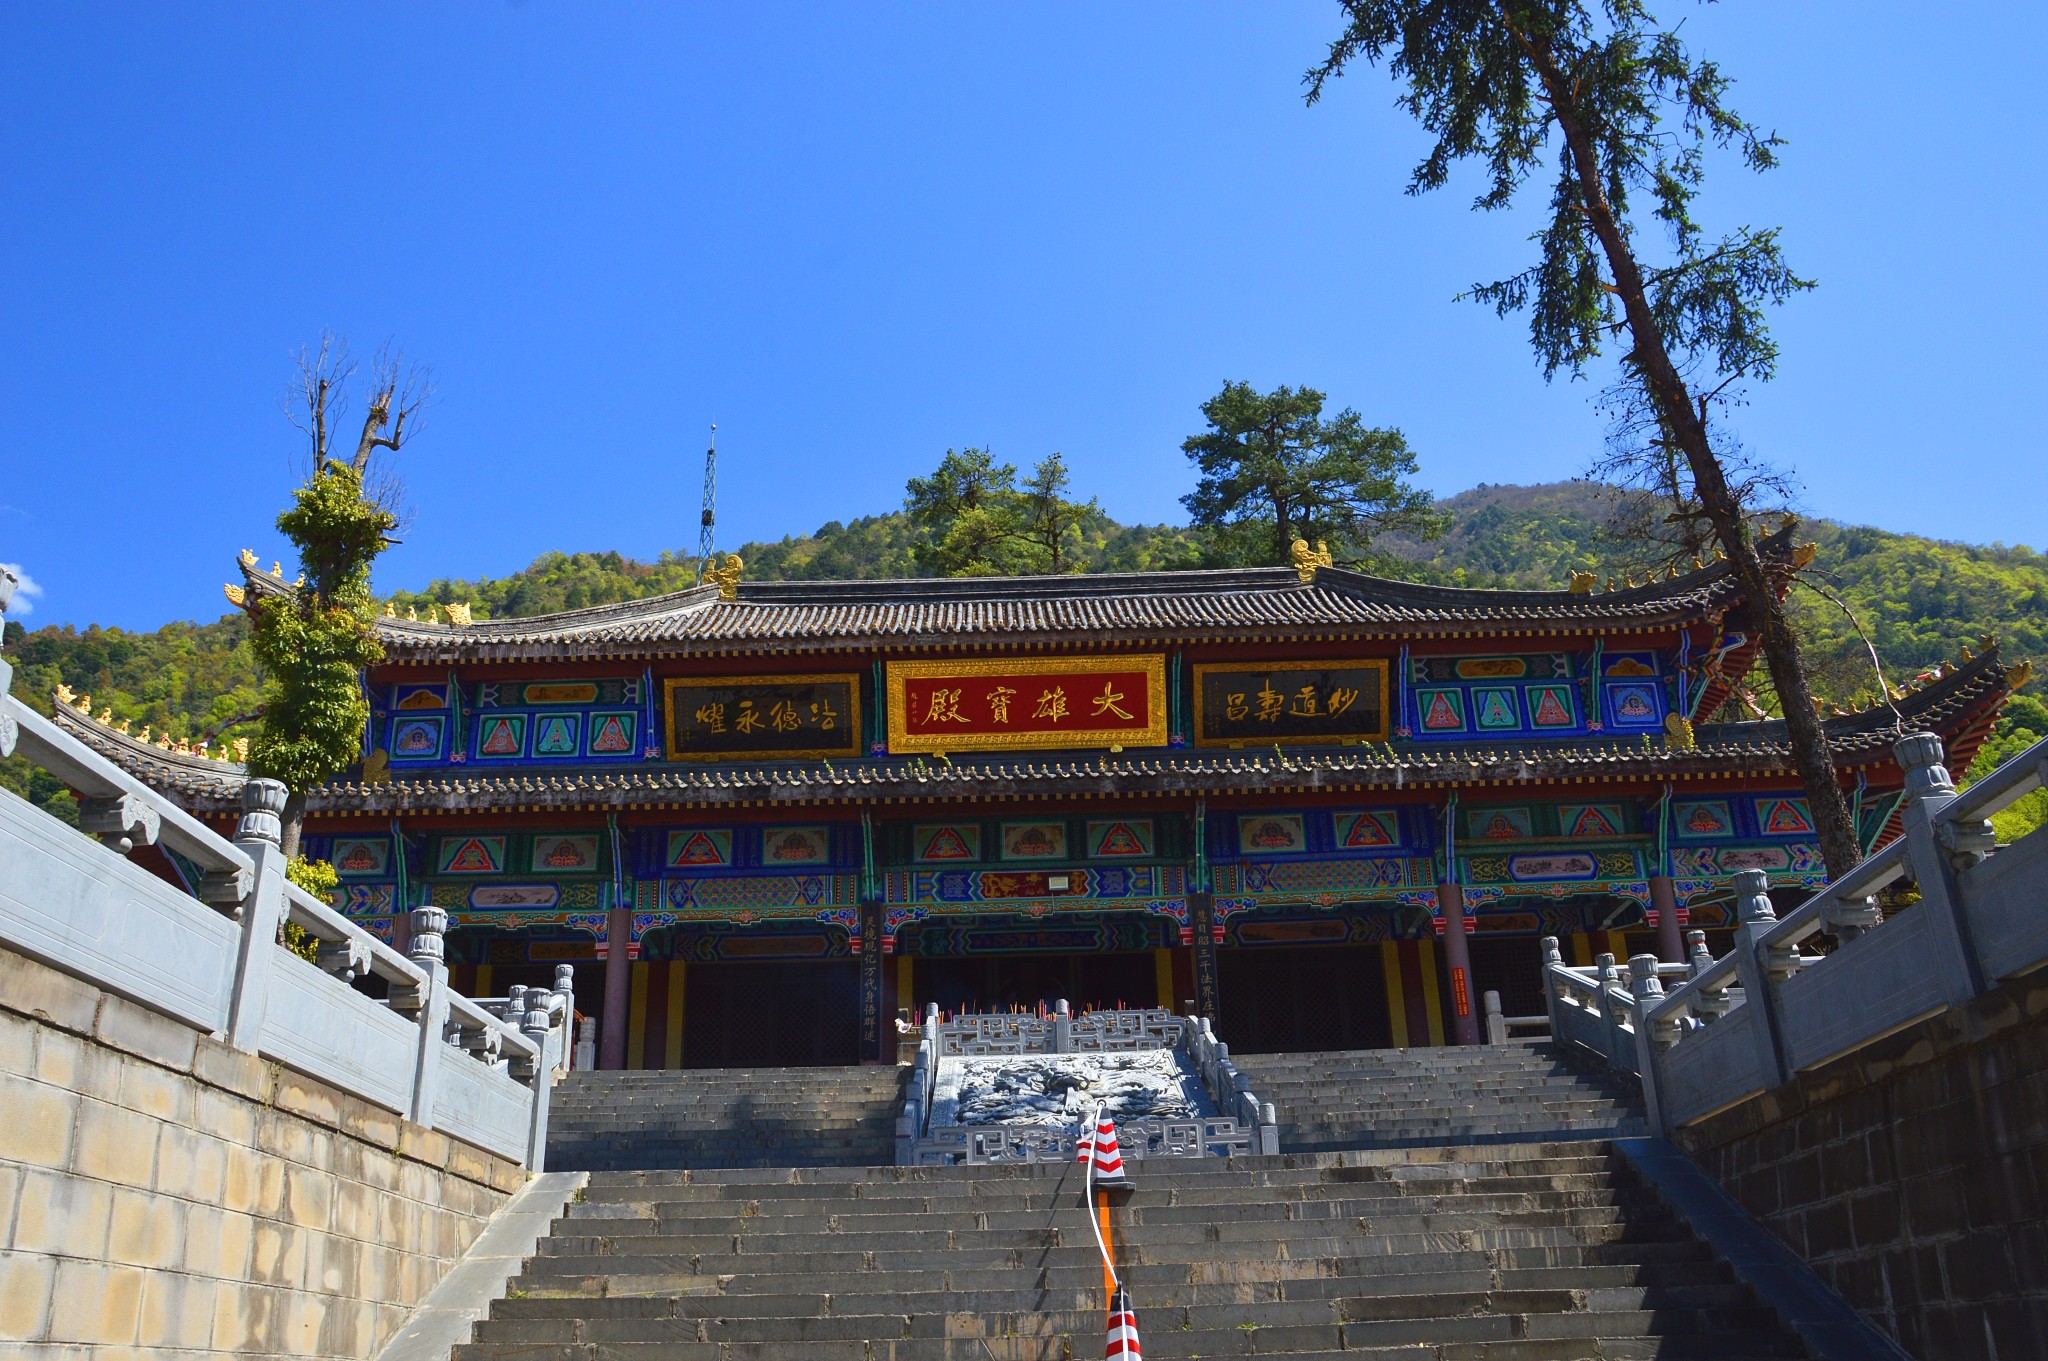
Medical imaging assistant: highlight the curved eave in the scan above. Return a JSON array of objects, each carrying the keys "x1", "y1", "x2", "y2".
[
  {"x1": 107, "y1": 650, "x2": 2010, "y2": 822},
  {"x1": 340, "y1": 529, "x2": 1797, "y2": 665},
  {"x1": 48, "y1": 705, "x2": 247, "y2": 800}
]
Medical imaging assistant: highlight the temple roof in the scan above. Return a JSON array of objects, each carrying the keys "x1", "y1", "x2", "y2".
[
  {"x1": 51, "y1": 647, "x2": 2016, "y2": 819},
  {"x1": 235, "y1": 530, "x2": 1803, "y2": 663}
]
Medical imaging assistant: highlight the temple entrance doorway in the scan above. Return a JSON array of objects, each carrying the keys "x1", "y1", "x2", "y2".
[
  {"x1": 682, "y1": 960, "x2": 861, "y2": 1067},
  {"x1": 1216, "y1": 943, "x2": 1392, "y2": 1053},
  {"x1": 911, "y1": 951, "x2": 1161, "y2": 1017},
  {"x1": 1462, "y1": 934, "x2": 1547, "y2": 1026}
]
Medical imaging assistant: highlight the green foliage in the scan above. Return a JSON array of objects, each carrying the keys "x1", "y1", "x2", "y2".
[
  {"x1": 904, "y1": 449, "x2": 1099, "y2": 576},
  {"x1": 1308, "y1": 1, "x2": 1810, "y2": 390},
  {"x1": 247, "y1": 460, "x2": 393, "y2": 799},
  {"x1": 285, "y1": 855, "x2": 339, "y2": 899},
  {"x1": 0, "y1": 613, "x2": 263, "y2": 825},
  {"x1": 280, "y1": 856, "x2": 337, "y2": 963},
  {"x1": 1181, "y1": 381, "x2": 1443, "y2": 568},
  {"x1": 5, "y1": 481, "x2": 2037, "y2": 829},
  {"x1": 905, "y1": 448, "x2": 1030, "y2": 576},
  {"x1": 1966, "y1": 693, "x2": 2047, "y2": 843}
]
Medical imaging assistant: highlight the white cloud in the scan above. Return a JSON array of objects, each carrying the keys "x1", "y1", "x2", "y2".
[{"x1": 1, "y1": 563, "x2": 42, "y2": 617}]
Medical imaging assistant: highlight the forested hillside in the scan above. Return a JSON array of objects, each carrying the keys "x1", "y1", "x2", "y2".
[{"x1": 7, "y1": 483, "x2": 2042, "y2": 832}]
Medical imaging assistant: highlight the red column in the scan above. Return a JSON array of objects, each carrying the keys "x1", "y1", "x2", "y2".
[
  {"x1": 599, "y1": 904, "x2": 633, "y2": 1070},
  {"x1": 1651, "y1": 875, "x2": 1685, "y2": 963},
  {"x1": 1438, "y1": 881, "x2": 1482, "y2": 1046}
]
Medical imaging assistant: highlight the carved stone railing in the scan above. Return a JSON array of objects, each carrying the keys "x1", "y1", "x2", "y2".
[
  {"x1": 899, "y1": 1000, "x2": 1279, "y2": 1164},
  {"x1": 0, "y1": 665, "x2": 569, "y2": 1168},
  {"x1": 1544, "y1": 730, "x2": 2048, "y2": 1134}
]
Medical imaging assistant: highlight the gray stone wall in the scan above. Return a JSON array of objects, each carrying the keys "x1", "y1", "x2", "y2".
[
  {"x1": 1675, "y1": 964, "x2": 2048, "y2": 1360},
  {"x1": 0, "y1": 943, "x2": 521, "y2": 1357}
]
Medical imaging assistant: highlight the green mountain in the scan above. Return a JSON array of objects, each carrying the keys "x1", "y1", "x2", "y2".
[{"x1": 7, "y1": 483, "x2": 2042, "y2": 834}]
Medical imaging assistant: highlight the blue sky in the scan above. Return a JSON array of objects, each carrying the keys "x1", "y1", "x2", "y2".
[{"x1": 4, "y1": 3, "x2": 2042, "y2": 630}]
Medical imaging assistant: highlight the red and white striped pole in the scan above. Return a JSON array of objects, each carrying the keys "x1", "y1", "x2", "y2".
[{"x1": 1082, "y1": 1104, "x2": 1139, "y2": 1359}]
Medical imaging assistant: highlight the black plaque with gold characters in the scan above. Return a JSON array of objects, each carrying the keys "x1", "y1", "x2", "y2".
[
  {"x1": 1192, "y1": 659, "x2": 1390, "y2": 747},
  {"x1": 663, "y1": 673, "x2": 862, "y2": 760}
]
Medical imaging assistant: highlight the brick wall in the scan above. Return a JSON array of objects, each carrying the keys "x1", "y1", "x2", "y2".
[
  {"x1": 1674, "y1": 966, "x2": 2048, "y2": 1360},
  {"x1": 0, "y1": 944, "x2": 522, "y2": 1357}
]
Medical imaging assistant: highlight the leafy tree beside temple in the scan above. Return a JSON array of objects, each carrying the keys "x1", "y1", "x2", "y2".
[{"x1": 1180, "y1": 381, "x2": 1444, "y2": 570}]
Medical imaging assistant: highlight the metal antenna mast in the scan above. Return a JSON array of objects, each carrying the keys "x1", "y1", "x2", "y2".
[{"x1": 696, "y1": 424, "x2": 718, "y2": 584}]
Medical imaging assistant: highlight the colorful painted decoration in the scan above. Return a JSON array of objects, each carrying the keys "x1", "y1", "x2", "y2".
[
  {"x1": 588, "y1": 712, "x2": 636, "y2": 755},
  {"x1": 1455, "y1": 657, "x2": 1527, "y2": 679},
  {"x1": 1420, "y1": 690, "x2": 1465, "y2": 731},
  {"x1": 1336, "y1": 810, "x2": 1398, "y2": 849},
  {"x1": 470, "y1": 884, "x2": 559, "y2": 908},
  {"x1": 1530, "y1": 686, "x2": 1575, "y2": 727},
  {"x1": 1237, "y1": 814, "x2": 1306, "y2": 855},
  {"x1": 439, "y1": 836, "x2": 506, "y2": 875},
  {"x1": 1470, "y1": 807, "x2": 1534, "y2": 840},
  {"x1": 915, "y1": 824, "x2": 981, "y2": 862},
  {"x1": 531, "y1": 835, "x2": 599, "y2": 872},
  {"x1": 390, "y1": 716, "x2": 443, "y2": 758},
  {"x1": 1088, "y1": 820, "x2": 1154, "y2": 857},
  {"x1": 1506, "y1": 852, "x2": 1598, "y2": 880},
  {"x1": 1000, "y1": 821, "x2": 1068, "y2": 860},
  {"x1": 1674, "y1": 800, "x2": 1733, "y2": 837},
  {"x1": 1562, "y1": 804, "x2": 1624, "y2": 838},
  {"x1": 1606, "y1": 657, "x2": 1656, "y2": 677},
  {"x1": 477, "y1": 715, "x2": 525, "y2": 758},
  {"x1": 523, "y1": 682, "x2": 599, "y2": 705},
  {"x1": 331, "y1": 839, "x2": 389, "y2": 876},
  {"x1": 1757, "y1": 798, "x2": 1816, "y2": 835},
  {"x1": 763, "y1": 826, "x2": 831, "y2": 865},
  {"x1": 1608, "y1": 683, "x2": 1661, "y2": 724},
  {"x1": 667, "y1": 829, "x2": 734, "y2": 867},
  {"x1": 533, "y1": 714, "x2": 579, "y2": 756},
  {"x1": 395, "y1": 684, "x2": 447, "y2": 710},
  {"x1": 1475, "y1": 688, "x2": 1519, "y2": 730},
  {"x1": 1718, "y1": 846, "x2": 1793, "y2": 872}
]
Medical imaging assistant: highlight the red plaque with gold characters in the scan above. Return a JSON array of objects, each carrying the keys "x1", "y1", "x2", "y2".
[{"x1": 885, "y1": 656, "x2": 1167, "y2": 753}]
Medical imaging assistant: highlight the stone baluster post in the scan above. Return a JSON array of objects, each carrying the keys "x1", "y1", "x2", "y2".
[
  {"x1": 224, "y1": 778, "x2": 292, "y2": 1053},
  {"x1": 521, "y1": 993, "x2": 557, "y2": 1171},
  {"x1": 405, "y1": 904, "x2": 451, "y2": 1129},
  {"x1": 1627, "y1": 954, "x2": 1673, "y2": 1133},
  {"x1": 551, "y1": 964, "x2": 576, "y2": 1076},
  {"x1": 1895, "y1": 731, "x2": 1992, "y2": 1001},
  {"x1": 1053, "y1": 998, "x2": 1072, "y2": 1054},
  {"x1": 1686, "y1": 929, "x2": 1730, "y2": 1023},
  {"x1": 1539, "y1": 935, "x2": 1565, "y2": 1048},
  {"x1": 1729, "y1": 869, "x2": 1792, "y2": 1090},
  {"x1": 1482, "y1": 990, "x2": 1506, "y2": 1045},
  {"x1": 1592, "y1": 951, "x2": 1618, "y2": 1052}
]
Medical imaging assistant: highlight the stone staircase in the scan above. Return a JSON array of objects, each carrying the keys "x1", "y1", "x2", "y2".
[
  {"x1": 547, "y1": 1065, "x2": 909, "y2": 1171},
  {"x1": 1232, "y1": 1042, "x2": 1649, "y2": 1154},
  {"x1": 456, "y1": 1144, "x2": 1812, "y2": 1359}
]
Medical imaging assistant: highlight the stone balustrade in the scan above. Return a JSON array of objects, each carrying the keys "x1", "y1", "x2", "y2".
[
  {"x1": 0, "y1": 678, "x2": 568, "y2": 1170},
  {"x1": 1544, "y1": 728, "x2": 2048, "y2": 1134},
  {"x1": 898, "y1": 999, "x2": 1280, "y2": 1164}
]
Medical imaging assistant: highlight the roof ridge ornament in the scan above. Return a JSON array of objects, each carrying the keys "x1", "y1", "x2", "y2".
[
  {"x1": 1288, "y1": 539, "x2": 1333, "y2": 583},
  {"x1": 710, "y1": 552, "x2": 745, "y2": 601}
]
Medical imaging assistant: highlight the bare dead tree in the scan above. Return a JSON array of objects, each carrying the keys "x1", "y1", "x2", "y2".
[{"x1": 283, "y1": 331, "x2": 430, "y2": 527}]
